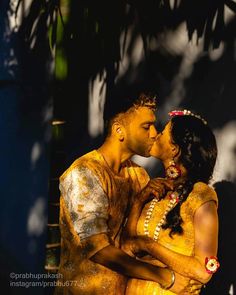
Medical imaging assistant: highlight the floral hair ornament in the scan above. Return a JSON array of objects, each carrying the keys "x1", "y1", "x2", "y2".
[
  {"x1": 168, "y1": 109, "x2": 207, "y2": 125},
  {"x1": 205, "y1": 256, "x2": 220, "y2": 274}
]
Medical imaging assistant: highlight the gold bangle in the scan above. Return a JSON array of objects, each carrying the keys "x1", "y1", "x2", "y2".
[{"x1": 162, "y1": 269, "x2": 175, "y2": 290}]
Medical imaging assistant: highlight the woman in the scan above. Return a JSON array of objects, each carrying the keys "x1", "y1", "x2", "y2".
[{"x1": 123, "y1": 110, "x2": 220, "y2": 294}]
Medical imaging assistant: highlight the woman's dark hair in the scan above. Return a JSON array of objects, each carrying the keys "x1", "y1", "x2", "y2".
[{"x1": 162, "y1": 115, "x2": 218, "y2": 236}]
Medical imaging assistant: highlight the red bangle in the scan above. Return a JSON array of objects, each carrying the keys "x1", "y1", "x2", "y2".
[{"x1": 205, "y1": 256, "x2": 220, "y2": 274}]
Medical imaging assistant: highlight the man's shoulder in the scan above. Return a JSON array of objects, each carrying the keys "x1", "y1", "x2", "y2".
[
  {"x1": 60, "y1": 150, "x2": 104, "y2": 181},
  {"x1": 125, "y1": 159, "x2": 150, "y2": 191},
  {"x1": 126, "y1": 159, "x2": 148, "y2": 174}
]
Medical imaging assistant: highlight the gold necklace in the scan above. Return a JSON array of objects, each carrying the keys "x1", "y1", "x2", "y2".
[{"x1": 144, "y1": 191, "x2": 181, "y2": 241}]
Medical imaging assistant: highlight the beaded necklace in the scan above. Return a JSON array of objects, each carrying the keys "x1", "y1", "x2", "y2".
[{"x1": 143, "y1": 191, "x2": 181, "y2": 241}]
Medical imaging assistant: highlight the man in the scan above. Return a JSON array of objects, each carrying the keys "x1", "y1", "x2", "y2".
[{"x1": 55, "y1": 92, "x2": 200, "y2": 294}]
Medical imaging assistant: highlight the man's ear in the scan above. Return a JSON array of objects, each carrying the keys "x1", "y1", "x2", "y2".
[{"x1": 112, "y1": 122, "x2": 124, "y2": 141}]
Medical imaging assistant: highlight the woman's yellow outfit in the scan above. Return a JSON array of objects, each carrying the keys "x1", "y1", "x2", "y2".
[{"x1": 126, "y1": 182, "x2": 218, "y2": 295}]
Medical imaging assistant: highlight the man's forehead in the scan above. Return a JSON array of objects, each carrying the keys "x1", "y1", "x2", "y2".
[{"x1": 132, "y1": 106, "x2": 156, "y2": 122}]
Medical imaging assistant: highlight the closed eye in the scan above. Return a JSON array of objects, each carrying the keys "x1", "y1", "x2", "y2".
[{"x1": 142, "y1": 124, "x2": 151, "y2": 130}]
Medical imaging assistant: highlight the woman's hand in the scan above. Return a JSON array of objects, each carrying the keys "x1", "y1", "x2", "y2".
[
  {"x1": 171, "y1": 273, "x2": 203, "y2": 294},
  {"x1": 138, "y1": 178, "x2": 174, "y2": 203}
]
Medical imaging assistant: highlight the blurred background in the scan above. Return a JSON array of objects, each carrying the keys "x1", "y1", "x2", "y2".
[{"x1": 0, "y1": 0, "x2": 235, "y2": 294}]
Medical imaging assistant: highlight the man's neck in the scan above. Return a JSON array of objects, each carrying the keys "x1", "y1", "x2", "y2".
[{"x1": 98, "y1": 138, "x2": 133, "y2": 175}]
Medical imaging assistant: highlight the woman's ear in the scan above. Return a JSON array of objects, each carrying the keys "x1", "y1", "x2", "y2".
[{"x1": 171, "y1": 144, "x2": 181, "y2": 158}]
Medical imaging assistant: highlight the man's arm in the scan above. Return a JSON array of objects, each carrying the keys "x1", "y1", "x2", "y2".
[
  {"x1": 91, "y1": 245, "x2": 173, "y2": 289},
  {"x1": 91, "y1": 245, "x2": 201, "y2": 294}
]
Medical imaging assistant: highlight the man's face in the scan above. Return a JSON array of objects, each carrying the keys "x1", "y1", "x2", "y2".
[{"x1": 123, "y1": 106, "x2": 157, "y2": 157}]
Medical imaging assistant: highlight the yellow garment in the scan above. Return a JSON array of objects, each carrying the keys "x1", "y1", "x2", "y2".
[
  {"x1": 126, "y1": 182, "x2": 218, "y2": 295},
  {"x1": 54, "y1": 150, "x2": 149, "y2": 295}
]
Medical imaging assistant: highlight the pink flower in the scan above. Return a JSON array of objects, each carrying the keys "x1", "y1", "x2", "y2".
[{"x1": 168, "y1": 110, "x2": 185, "y2": 117}]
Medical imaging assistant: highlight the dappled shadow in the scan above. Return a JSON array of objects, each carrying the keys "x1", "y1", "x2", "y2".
[
  {"x1": 13, "y1": 0, "x2": 236, "y2": 163},
  {"x1": 1, "y1": 0, "x2": 236, "y2": 294},
  {"x1": 0, "y1": 1, "x2": 53, "y2": 294}
]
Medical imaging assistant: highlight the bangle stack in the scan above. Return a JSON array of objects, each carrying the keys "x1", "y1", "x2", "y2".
[{"x1": 162, "y1": 269, "x2": 175, "y2": 290}]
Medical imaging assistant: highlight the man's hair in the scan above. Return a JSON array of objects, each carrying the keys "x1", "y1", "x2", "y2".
[{"x1": 103, "y1": 90, "x2": 157, "y2": 136}]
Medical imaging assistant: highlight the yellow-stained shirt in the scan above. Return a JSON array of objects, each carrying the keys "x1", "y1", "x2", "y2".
[
  {"x1": 54, "y1": 150, "x2": 149, "y2": 295},
  {"x1": 126, "y1": 182, "x2": 218, "y2": 295}
]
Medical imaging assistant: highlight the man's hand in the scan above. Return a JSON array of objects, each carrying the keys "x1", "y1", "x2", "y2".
[
  {"x1": 170, "y1": 272, "x2": 203, "y2": 294},
  {"x1": 138, "y1": 178, "x2": 174, "y2": 203},
  {"x1": 121, "y1": 236, "x2": 151, "y2": 257},
  {"x1": 121, "y1": 237, "x2": 139, "y2": 257}
]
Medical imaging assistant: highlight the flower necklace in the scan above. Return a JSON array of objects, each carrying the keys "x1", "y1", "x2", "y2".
[{"x1": 144, "y1": 191, "x2": 181, "y2": 241}]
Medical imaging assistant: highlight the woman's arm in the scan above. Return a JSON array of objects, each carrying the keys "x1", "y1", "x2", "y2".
[
  {"x1": 136, "y1": 255, "x2": 167, "y2": 267},
  {"x1": 124, "y1": 200, "x2": 219, "y2": 284}
]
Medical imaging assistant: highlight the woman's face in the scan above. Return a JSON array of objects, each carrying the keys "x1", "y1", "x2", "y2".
[{"x1": 150, "y1": 121, "x2": 176, "y2": 160}]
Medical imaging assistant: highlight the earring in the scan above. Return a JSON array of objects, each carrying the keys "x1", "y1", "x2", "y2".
[{"x1": 165, "y1": 160, "x2": 181, "y2": 180}]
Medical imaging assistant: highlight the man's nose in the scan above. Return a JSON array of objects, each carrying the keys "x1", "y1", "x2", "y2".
[{"x1": 150, "y1": 125, "x2": 158, "y2": 139}]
